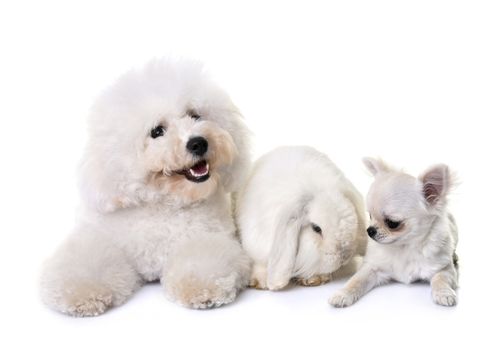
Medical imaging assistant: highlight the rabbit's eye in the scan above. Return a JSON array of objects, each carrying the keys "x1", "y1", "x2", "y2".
[
  {"x1": 311, "y1": 223, "x2": 322, "y2": 234},
  {"x1": 150, "y1": 125, "x2": 166, "y2": 138},
  {"x1": 384, "y1": 218, "x2": 401, "y2": 230}
]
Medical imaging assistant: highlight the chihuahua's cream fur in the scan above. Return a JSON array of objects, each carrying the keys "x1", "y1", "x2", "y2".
[{"x1": 329, "y1": 158, "x2": 458, "y2": 307}]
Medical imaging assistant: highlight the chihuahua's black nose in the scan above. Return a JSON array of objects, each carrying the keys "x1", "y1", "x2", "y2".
[
  {"x1": 367, "y1": 226, "x2": 378, "y2": 238},
  {"x1": 186, "y1": 136, "x2": 208, "y2": 156}
]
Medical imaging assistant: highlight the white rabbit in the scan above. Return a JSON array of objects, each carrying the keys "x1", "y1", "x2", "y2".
[{"x1": 236, "y1": 146, "x2": 367, "y2": 290}]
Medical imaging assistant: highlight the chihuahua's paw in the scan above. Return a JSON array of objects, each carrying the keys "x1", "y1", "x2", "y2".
[
  {"x1": 329, "y1": 291, "x2": 357, "y2": 308},
  {"x1": 432, "y1": 288, "x2": 457, "y2": 307},
  {"x1": 295, "y1": 273, "x2": 332, "y2": 287}
]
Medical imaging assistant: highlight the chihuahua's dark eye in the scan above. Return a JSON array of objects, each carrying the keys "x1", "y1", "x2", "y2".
[
  {"x1": 311, "y1": 223, "x2": 322, "y2": 234},
  {"x1": 150, "y1": 125, "x2": 165, "y2": 139},
  {"x1": 384, "y1": 218, "x2": 401, "y2": 230}
]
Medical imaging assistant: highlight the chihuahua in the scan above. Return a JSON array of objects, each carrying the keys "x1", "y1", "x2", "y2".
[{"x1": 329, "y1": 158, "x2": 458, "y2": 307}]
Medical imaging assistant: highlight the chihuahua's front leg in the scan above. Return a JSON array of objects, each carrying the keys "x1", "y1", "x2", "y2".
[
  {"x1": 431, "y1": 264, "x2": 458, "y2": 306},
  {"x1": 329, "y1": 264, "x2": 387, "y2": 307}
]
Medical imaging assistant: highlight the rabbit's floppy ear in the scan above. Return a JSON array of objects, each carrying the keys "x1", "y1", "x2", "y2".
[{"x1": 266, "y1": 196, "x2": 310, "y2": 290}]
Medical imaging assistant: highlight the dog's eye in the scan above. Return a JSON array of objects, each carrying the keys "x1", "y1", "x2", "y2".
[
  {"x1": 150, "y1": 125, "x2": 165, "y2": 139},
  {"x1": 190, "y1": 113, "x2": 201, "y2": 121},
  {"x1": 384, "y1": 218, "x2": 401, "y2": 230},
  {"x1": 311, "y1": 223, "x2": 322, "y2": 234},
  {"x1": 187, "y1": 110, "x2": 202, "y2": 121}
]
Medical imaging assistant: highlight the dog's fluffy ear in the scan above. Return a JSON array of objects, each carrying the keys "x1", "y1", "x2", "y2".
[
  {"x1": 419, "y1": 164, "x2": 451, "y2": 206},
  {"x1": 78, "y1": 143, "x2": 150, "y2": 213},
  {"x1": 217, "y1": 109, "x2": 252, "y2": 193},
  {"x1": 362, "y1": 157, "x2": 390, "y2": 176}
]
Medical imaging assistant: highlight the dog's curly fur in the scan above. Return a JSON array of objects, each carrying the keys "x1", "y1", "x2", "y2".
[{"x1": 40, "y1": 59, "x2": 252, "y2": 316}]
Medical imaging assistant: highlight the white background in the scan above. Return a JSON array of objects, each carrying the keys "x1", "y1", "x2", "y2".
[{"x1": 1, "y1": 0, "x2": 500, "y2": 349}]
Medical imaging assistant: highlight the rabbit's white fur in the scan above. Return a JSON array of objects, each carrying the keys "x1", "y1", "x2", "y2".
[
  {"x1": 40, "y1": 59, "x2": 252, "y2": 316},
  {"x1": 236, "y1": 146, "x2": 367, "y2": 290}
]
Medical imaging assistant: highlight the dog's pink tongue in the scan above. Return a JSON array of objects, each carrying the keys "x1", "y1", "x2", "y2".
[{"x1": 190, "y1": 161, "x2": 208, "y2": 175}]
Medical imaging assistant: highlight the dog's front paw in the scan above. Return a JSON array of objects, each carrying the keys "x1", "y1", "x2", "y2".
[
  {"x1": 166, "y1": 274, "x2": 239, "y2": 309},
  {"x1": 432, "y1": 288, "x2": 457, "y2": 307},
  {"x1": 67, "y1": 293, "x2": 113, "y2": 317},
  {"x1": 328, "y1": 290, "x2": 358, "y2": 308},
  {"x1": 44, "y1": 282, "x2": 114, "y2": 317},
  {"x1": 295, "y1": 273, "x2": 332, "y2": 287}
]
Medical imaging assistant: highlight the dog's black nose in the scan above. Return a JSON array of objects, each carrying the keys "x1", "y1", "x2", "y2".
[
  {"x1": 186, "y1": 136, "x2": 208, "y2": 156},
  {"x1": 367, "y1": 226, "x2": 378, "y2": 238}
]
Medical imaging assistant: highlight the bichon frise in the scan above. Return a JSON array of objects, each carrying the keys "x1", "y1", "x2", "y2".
[
  {"x1": 40, "y1": 59, "x2": 252, "y2": 316},
  {"x1": 329, "y1": 158, "x2": 458, "y2": 307},
  {"x1": 236, "y1": 146, "x2": 367, "y2": 290}
]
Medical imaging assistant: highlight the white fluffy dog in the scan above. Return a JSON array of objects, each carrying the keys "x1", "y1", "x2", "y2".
[
  {"x1": 236, "y1": 146, "x2": 367, "y2": 290},
  {"x1": 40, "y1": 59, "x2": 252, "y2": 316},
  {"x1": 329, "y1": 158, "x2": 458, "y2": 307}
]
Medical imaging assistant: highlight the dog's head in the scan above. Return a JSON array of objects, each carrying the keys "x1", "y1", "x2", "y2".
[
  {"x1": 80, "y1": 59, "x2": 250, "y2": 212},
  {"x1": 362, "y1": 158, "x2": 453, "y2": 244}
]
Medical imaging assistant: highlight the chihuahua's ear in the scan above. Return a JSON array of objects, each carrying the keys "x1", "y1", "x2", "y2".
[
  {"x1": 362, "y1": 157, "x2": 390, "y2": 176},
  {"x1": 419, "y1": 164, "x2": 451, "y2": 206}
]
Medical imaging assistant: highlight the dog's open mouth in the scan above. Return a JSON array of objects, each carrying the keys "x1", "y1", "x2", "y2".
[{"x1": 175, "y1": 160, "x2": 210, "y2": 183}]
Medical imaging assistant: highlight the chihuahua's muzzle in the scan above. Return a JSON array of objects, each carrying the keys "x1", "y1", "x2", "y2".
[{"x1": 367, "y1": 226, "x2": 377, "y2": 239}]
